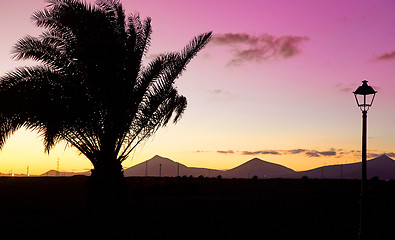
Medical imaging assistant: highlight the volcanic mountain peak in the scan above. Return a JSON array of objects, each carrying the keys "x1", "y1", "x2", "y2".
[
  {"x1": 368, "y1": 154, "x2": 395, "y2": 168},
  {"x1": 224, "y1": 157, "x2": 295, "y2": 178},
  {"x1": 146, "y1": 155, "x2": 186, "y2": 167}
]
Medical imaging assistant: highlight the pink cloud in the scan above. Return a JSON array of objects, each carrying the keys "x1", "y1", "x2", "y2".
[
  {"x1": 376, "y1": 51, "x2": 395, "y2": 61},
  {"x1": 211, "y1": 33, "x2": 309, "y2": 65}
]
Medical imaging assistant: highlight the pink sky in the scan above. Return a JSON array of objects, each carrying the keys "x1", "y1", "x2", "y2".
[{"x1": 0, "y1": 0, "x2": 395, "y2": 175}]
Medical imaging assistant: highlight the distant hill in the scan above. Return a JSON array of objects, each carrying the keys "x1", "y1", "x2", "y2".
[
  {"x1": 35, "y1": 154, "x2": 395, "y2": 180},
  {"x1": 0, "y1": 172, "x2": 26, "y2": 177},
  {"x1": 40, "y1": 170, "x2": 90, "y2": 177},
  {"x1": 124, "y1": 155, "x2": 224, "y2": 177},
  {"x1": 289, "y1": 155, "x2": 395, "y2": 180},
  {"x1": 223, "y1": 158, "x2": 295, "y2": 178}
]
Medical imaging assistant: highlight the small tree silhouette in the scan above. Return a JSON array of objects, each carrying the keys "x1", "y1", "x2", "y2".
[
  {"x1": 371, "y1": 176, "x2": 380, "y2": 181},
  {"x1": 0, "y1": 0, "x2": 211, "y2": 217}
]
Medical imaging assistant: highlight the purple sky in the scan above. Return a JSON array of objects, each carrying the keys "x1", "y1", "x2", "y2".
[{"x1": 0, "y1": 0, "x2": 395, "y2": 174}]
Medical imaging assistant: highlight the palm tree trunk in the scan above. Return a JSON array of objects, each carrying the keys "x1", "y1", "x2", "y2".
[
  {"x1": 87, "y1": 162, "x2": 126, "y2": 206},
  {"x1": 86, "y1": 156, "x2": 127, "y2": 233}
]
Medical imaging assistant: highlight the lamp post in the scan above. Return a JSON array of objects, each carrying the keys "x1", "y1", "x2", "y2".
[{"x1": 353, "y1": 80, "x2": 376, "y2": 240}]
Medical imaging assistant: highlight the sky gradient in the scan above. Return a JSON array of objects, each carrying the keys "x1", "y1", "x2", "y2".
[{"x1": 1, "y1": 0, "x2": 395, "y2": 175}]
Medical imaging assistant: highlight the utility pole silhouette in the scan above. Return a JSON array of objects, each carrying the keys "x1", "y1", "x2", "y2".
[
  {"x1": 177, "y1": 163, "x2": 180, "y2": 177},
  {"x1": 340, "y1": 163, "x2": 343, "y2": 179},
  {"x1": 159, "y1": 164, "x2": 162, "y2": 177},
  {"x1": 56, "y1": 158, "x2": 60, "y2": 176},
  {"x1": 145, "y1": 161, "x2": 148, "y2": 177}
]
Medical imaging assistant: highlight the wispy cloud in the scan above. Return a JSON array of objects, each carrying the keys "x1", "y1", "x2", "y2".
[
  {"x1": 285, "y1": 148, "x2": 338, "y2": 158},
  {"x1": 207, "y1": 148, "x2": 395, "y2": 160},
  {"x1": 196, "y1": 150, "x2": 209, "y2": 153},
  {"x1": 211, "y1": 33, "x2": 258, "y2": 45},
  {"x1": 336, "y1": 83, "x2": 381, "y2": 93},
  {"x1": 335, "y1": 83, "x2": 355, "y2": 93},
  {"x1": 305, "y1": 150, "x2": 337, "y2": 157},
  {"x1": 376, "y1": 51, "x2": 395, "y2": 61},
  {"x1": 217, "y1": 150, "x2": 235, "y2": 154},
  {"x1": 211, "y1": 33, "x2": 309, "y2": 65},
  {"x1": 213, "y1": 148, "x2": 338, "y2": 157},
  {"x1": 287, "y1": 149, "x2": 307, "y2": 154},
  {"x1": 241, "y1": 150, "x2": 281, "y2": 155},
  {"x1": 211, "y1": 89, "x2": 224, "y2": 94},
  {"x1": 207, "y1": 89, "x2": 237, "y2": 101},
  {"x1": 305, "y1": 151, "x2": 321, "y2": 157}
]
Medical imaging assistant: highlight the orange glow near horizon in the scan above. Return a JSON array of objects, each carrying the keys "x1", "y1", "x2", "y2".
[
  {"x1": 1, "y1": 0, "x2": 395, "y2": 175},
  {"x1": 0, "y1": 128, "x2": 384, "y2": 175}
]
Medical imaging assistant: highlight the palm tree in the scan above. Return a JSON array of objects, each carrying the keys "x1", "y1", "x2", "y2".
[{"x1": 0, "y1": 0, "x2": 211, "y2": 207}]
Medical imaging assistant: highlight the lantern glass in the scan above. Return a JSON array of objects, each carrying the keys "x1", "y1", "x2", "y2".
[{"x1": 353, "y1": 80, "x2": 376, "y2": 112}]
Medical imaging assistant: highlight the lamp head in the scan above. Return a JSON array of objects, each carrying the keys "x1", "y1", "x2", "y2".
[{"x1": 353, "y1": 80, "x2": 376, "y2": 112}]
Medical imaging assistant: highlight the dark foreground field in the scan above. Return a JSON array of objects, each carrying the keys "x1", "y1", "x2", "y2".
[{"x1": 0, "y1": 176, "x2": 394, "y2": 239}]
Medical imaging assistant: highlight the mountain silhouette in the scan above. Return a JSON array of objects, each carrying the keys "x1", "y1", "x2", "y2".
[
  {"x1": 123, "y1": 155, "x2": 224, "y2": 177},
  {"x1": 365, "y1": 154, "x2": 395, "y2": 179},
  {"x1": 38, "y1": 154, "x2": 395, "y2": 180},
  {"x1": 223, "y1": 158, "x2": 295, "y2": 178},
  {"x1": 290, "y1": 154, "x2": 395, "y2": 180},
  {"x1": 40, "y1": 170, "x2": 89, "y2": 177}
]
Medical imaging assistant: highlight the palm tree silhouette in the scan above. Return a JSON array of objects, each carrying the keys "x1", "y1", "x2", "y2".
[{"x1": 0, "y1": 0, "x2": 211, "y2": 208}]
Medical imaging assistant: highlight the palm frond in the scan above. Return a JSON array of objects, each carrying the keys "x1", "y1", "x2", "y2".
[
  {"x1": 0, "y1": 66, "x2": 62, "y2": 151},
  {"x1": 12, "y1": 35, "x2": 71, "y2": 70},
  {"x1": 42, "y1": 121, "x2": 62, "y2": 153},
  {"x1": 180, "y1": 32, "x2": 212, "y2": 62},
  {"x1": 96, "y1": 0, "x2": 125, "y2": 33},
  {"x1": 0, "y1": 117, "x2": 23, "y2": 150},
  {"x1": 136, "y1": 17, "x2": 152, "y2": 58}
]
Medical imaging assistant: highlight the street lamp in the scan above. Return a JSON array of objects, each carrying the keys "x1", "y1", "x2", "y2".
[{"x1": 353, "y1": 80, "x2": 376, "y2": 240}]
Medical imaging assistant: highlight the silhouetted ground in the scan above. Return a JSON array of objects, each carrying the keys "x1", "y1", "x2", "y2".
[{"x1": 0, "y1": 176, "x2": 394, "y2": 239}]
